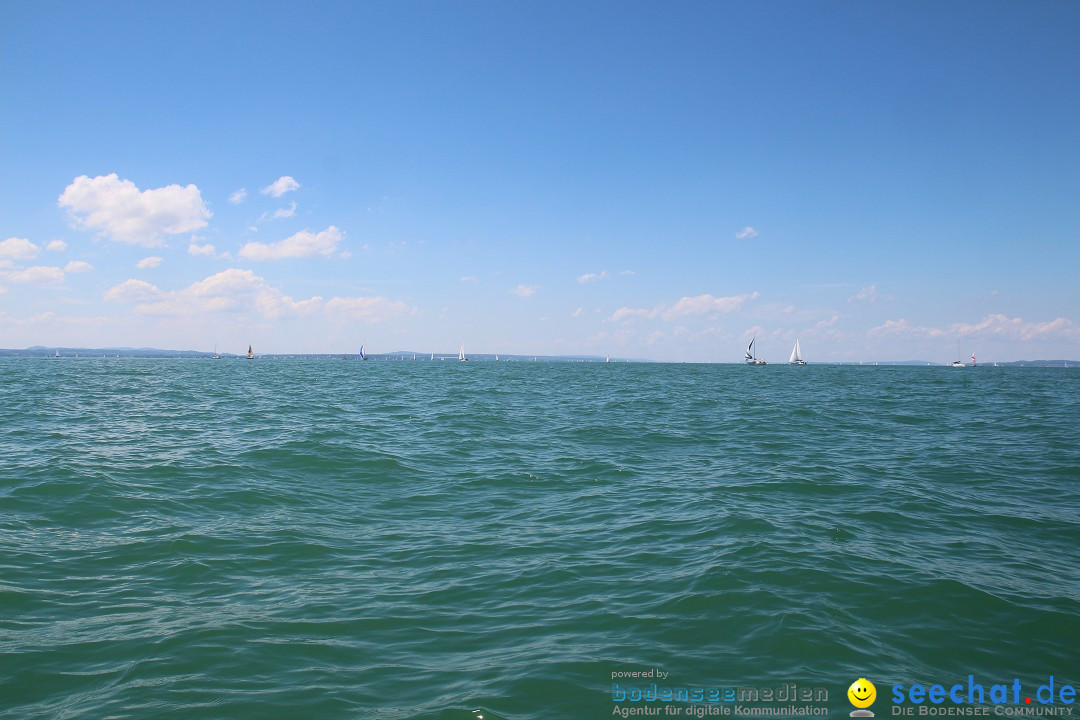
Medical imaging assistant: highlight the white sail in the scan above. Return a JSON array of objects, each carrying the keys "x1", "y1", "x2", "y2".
[
  {"x1": 459, "y1": 343, "x2": 467, "y2": 362},
  {"x1": 789, "y1": 339, "x2": 804, "y2": 364},
  {"x1": 360, "y1": 343, "x2": 367, "y2": 361},
  {"x1": 745, "y1": 339, "x2": 755, "y2": 362}
]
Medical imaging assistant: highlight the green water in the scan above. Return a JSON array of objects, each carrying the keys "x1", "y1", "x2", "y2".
[{"x1": 1, "y1": 359, "x2": 1077, "y2": 719}]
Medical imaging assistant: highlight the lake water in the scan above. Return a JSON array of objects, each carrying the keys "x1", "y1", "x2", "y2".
[{"x1": 2, "y1": 359, "x2": 1077, "y2": 719}]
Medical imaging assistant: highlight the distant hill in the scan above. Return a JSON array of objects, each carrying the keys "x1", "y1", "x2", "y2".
[{"x1": 0, "y1": 347, "x2": 649, "y2": 362}]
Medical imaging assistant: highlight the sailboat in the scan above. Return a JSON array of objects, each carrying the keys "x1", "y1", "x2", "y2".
[
  {"x1": 950, "y1": 340, "x2": 964, "y2": 368},
  {"x1": 212, "y1": 344, "x2": 220, "y2": 360},
  {"x1": 606, "y1": 355, "x2": 611, "y2": 363},
  {"x1": 971, "y1": 353, "x2": 977, "y2": 367},
  {"x1": 788, "y1": 339, "x2": 806, "y2": 365},
  {"x1": 54, "y1": 349, "x2": 60, "y2": 358},
  {"x1": 495, "y1": 354, "x2": 499, "y2": 362},
  {"x1": 246, "y1": 345, "x2": 254, "y2": 360},
  {"x1": 459, "y1": 343, "x2": 468, "y2": 362},
  {"x1": 359, "y1": 343, "x2": 367, "y2": 361},
  {"x1": 745, "y1": 337, "x2": 767, "y2": 365},
  {"x1": 430, "y1": 353, "x2": 434, "y2": 361}
]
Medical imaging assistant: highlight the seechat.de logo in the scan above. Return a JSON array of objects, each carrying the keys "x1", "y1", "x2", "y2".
[{"x1": 849, "y1": 678, "x2": 878, "y2": 717}]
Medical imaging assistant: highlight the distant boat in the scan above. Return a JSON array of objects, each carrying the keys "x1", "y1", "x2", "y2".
[
  {"x1": 459, "y1": 343, "x2": 467, "y2": 362},
  {"x1": 212, "y1": 344, "x2": 220, "y2": 360},
  {"x1": 54, "y1": 349, "x2": 60, "y2": 358},
  {"x1": 495, "y1": 354, "x2": 499, "y2": 362},
  {"x1": 246, "y1": 345, "x2": 254, "y2": 360},
  {"x1": 971, "y1": 352, "x2": 977, "y2": 367},
  {"x1": 606, "y1": 355, "x2": 610, "y2": 363},
  {"x1": 360, "y1": 343, "x2": 367, "y2": 361},
  {"x1": 745, "y1": 337, "x2": 767, "y2": 365},
  {"x1": 788, "y1": 339, "x2": 806, "y2": 365},
  {"x1": 430, "y1": 353, "x2": 434, "y2": 361},
  {"x1": 950, "y1": 339, "x2": 964, "y2": 368}
]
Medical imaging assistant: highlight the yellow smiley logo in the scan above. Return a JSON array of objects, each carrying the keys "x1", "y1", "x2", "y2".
[{"x1": 848, "y1": 678, "x2": 877, "y2": 709}]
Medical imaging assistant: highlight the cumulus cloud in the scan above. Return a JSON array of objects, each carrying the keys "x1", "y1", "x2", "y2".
[
  {"x1": 950, "y1": 314, "x2": 1079, "y2": 341},
  {"x1": 238, "y1": 226, "x2": 341, "y2": 261},
  {"x1": 735, "y1": 226, "x2": 759, "y2": 239},
  {"x1": 64, "y1": 260, "x2": 93, "y2": 273},
  {"x1": 228, "y1": 188, "x2": 247, "y2": 204},
  {"x1": 511, "y1": 284, "x2": 538, "y2": 297},
  {"x1": 105, "y1": 268, "x2": 323, "y2": 319},
  {"x1": 261, "y1": 176, "x2": 300, "y2": 197},
  {"x1": 58, "y1": 174, "x2": 210, "y2": 246},
  {"x1": 324, "y1": 296, "x2": 416, "y2": 323},
  {"x1": 4, "y1": 265, "x2": 65, "y2": 285},
  {"x1": 608, "y1": 291, "x2": 760, "y2": 322},
  {"x1": 848, "y1": 285, "x2": 879, "y2": 303},
  {"x1": 662, "y1": 292, "x2": 760, "y2": 320},
  {"x1": 136, "y1": 256, "x2": 163, "y2": 269},
  {"x1": 46, "y1": 239, "x2": 68, "y2": 252},
  {"x1": 0, "y1": 237, "x2": 40, "y2": 260},
  {"x1": 104, "y1": 278, "x2": 161, "y2": 303},
  {"x1": 187, "y1": 242, "x2": 231, "y2": 260},
  {"x1": 609, "y1": 307, "x2": 651, "y2": 322},
  {"x1": 577, "y1": 270, "x2": 609, "y2": 284}
]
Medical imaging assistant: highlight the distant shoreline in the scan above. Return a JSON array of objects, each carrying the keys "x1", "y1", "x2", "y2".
[{"x1": 1, "y1": 347, "x2": 1076, "y2": 367}]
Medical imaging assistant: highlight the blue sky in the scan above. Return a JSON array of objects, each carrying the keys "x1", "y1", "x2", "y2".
[{"x1": 2, "y1": 1, "x2": 1078, "y2": 362}]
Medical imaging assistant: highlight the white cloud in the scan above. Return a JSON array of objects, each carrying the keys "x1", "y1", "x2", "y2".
[
  {"x1": 511, "y1": 284, "x2": 538, "y2": 297},
  {"x1": 325, "y1": 296, "x2": 416, "y2": 322},
  {"x1": 188, "y1": 243, "x2": 231, "y2": 260},
  {"x1": 950, "y1": 314, "x2": 1079, "y2": 341},
  {"x1": 609, "y1": 307, "x2": 651, "y2": 322},
  {"x1": 4, "y1": 265, "x2": 65, "y2": 285},
  {"x1": 571, "y1": 307, "x2": 584, "y2": 318},
  {"x1": 46, "y1": 239, "x2": 68, "y2": 252},
  {"x1": 238, "y1": 226, "x2": 341, "y2": 261},
  {"x1": 460, "y1": 275, "x2": 478, "y2": 283},
  {"x1": 0, "y1": 237, "x2": 40, "y2": 260},
  {"x1": 813, "y1": 315, "x2": 840, "y2": 331},
  {"x1": 662, "y1": 292, "x2": 760, "y2": 320},
  {"x1": 868, "y1": 315, "x2": 1079, "y2": 342},
  {"x1": 228, "y1": 188, "x2": 248, "y2": 204},
  {"x1": 868, "y1": 319, "x2": 946, "y2": 339},
  {"x1": 261, "y1": 176, "x2": 300, "y2": 197},
  {"x1": 58, "y1": 173, "x2": 211, "y2": 246},
  {"x1": 105, "y1": 278, "x2": 162, "y2": 303},
  {"x1": 64, "y1": 260, "x2": 93, "y2": 273},
  {"x1": 735, "y1": 226, "x2": 759, "y2": 239},
  {"x1": 608, "y1": 291, "x2": 760, "y2": 322},
  {"x1": 848, "y1": 285, "x2": 879, "y2": 303},
  {"x1": 270, "y1": 202, "x2": 297, "y2": 220},
  {"x1": 136, "y1": 256, "x2": 163, "y2": 269},
  {"x1": 577, "y1": 270, "x2": 609, "y2": 284},
  {"x1": 105, "y1": 268, "x2": 323, "y2": 319}
]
